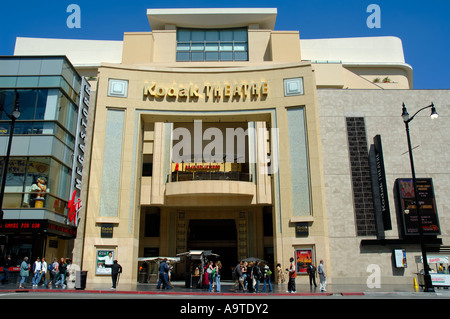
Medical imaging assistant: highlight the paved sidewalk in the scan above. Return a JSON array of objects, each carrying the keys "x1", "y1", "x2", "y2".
[{"x1": 0, "y1": 279, "x2": 432, "y2": 297}]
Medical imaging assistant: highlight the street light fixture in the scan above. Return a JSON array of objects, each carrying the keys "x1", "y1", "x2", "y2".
[
  {"x1": 0, "y1": 92, "x2": 21, "y2": 221},
  {"x1": 401, "y1": 102, "x2": 437, "y2": 293}
]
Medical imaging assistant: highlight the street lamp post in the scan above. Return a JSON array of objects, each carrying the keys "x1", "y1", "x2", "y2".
[
  {"x1": 401, "y1": 102, "x2": 438, "y2": 293},
  {"x1": 0, "y1": 92, "x2": 21, "y2": 221}
]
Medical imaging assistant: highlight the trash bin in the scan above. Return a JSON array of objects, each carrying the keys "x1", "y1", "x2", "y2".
[{"x1": 75, "y1": 270, "x2": 88, "y2": 290}]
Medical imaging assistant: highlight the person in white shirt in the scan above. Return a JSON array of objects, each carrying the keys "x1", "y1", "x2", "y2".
[
  {"x1": 32, "y1": 257, "x2": 42, "y2": 288},
  {"x1": 318, "y1": 260, "x2": 327, "y2": 292}
]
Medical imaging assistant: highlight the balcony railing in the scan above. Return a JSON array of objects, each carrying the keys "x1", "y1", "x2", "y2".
[
  {"x1": 1, "y1": 192, "x2": 67, "y2": 215},
  {"x1": 168, "y1": 171, "x2": 252, "y2": 183}
]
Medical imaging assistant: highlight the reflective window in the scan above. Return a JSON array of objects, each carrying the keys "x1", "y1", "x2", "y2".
[
  {"x1": 0, "y1": 156, "x2": 71, "y2": 213},
  {"x1": 176, "y1": 28, "x2": 248, "y2": 62}
]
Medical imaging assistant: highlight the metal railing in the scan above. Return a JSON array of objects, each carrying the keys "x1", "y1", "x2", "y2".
[{"x1": 168, "y1": 171, "x2": 252, "y2": 183}]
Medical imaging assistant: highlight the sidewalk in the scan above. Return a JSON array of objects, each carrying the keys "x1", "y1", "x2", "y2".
[{"x1": 0, "y1": 279, "x2": 429, "y2": 297}]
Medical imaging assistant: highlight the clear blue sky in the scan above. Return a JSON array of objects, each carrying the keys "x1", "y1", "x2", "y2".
[{"x1": 1, "y1": 0, "x2": 449, "y2": 89}]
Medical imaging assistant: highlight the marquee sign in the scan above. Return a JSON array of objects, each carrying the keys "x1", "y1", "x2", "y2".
[
  {"x1": 144, "y1": 81, "x2": 268, "y2": 101},
  {"x1": 0, "y1": 219, "x2": 77, "y2": 238},
  {"x1": 68, "y1": 76, "x2": 91, "y2": 227}
]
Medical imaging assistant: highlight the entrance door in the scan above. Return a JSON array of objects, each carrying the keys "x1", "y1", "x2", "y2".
[{"x1": 187, "y1": 219, "x2": 237, "y2": 280}]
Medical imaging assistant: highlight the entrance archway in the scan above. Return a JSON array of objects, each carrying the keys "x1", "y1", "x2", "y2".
[{"x1": 187, "y1": 219, "x2": 237, "y2": 280}]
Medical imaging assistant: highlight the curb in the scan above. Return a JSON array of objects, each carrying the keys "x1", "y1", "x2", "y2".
[{"x1": 1, "y1": 288, "x2": 366, "y2": 296}]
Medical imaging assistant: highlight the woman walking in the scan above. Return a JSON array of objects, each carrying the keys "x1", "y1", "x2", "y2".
[
  {"x1": 214, "y1": 261, "x2": 222, "y2": 292},
  {"x1": 19, "y1": 257, "x2": 30, "y2": 289}
]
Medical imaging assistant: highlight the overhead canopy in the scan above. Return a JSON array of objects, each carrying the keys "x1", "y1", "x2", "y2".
[
  {"x1": 138, "y1": 257, "x2": 180, "y2": 263},
  {"x1": 177, "y1": 250, "x2": 220, "y2": 260},
  {"x1": 147, "y1": 8, "x2": 277, "y2": 31}
]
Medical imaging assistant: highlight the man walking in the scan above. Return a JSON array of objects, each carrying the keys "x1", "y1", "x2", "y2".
[
  {"x1": 318, "y1": 260, "x2": 327, "y2": 292},
  {"x1": 156, "y1": 258, "x2": 172, "y2": 289},
  {"x1": 32, "y1": 257, "x2": 42, "y2": 288},
  {"x1": 286, "y1": 257, "x2": 296, "y2": 293},
  {"x1": 110, "y1": 260, "x2": 122, "y2": 290},
  {"x1": 307, "y1": 263, "x2": 317, "y2": 288}
]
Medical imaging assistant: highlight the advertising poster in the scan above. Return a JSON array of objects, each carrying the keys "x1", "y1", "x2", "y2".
[
  {"x1": 96, "y1": 249, "x2": 114, "y2": 275},
  {"x1": 396, "y1": 178, "x2": 440, "y2": 236},
  {"x1": 295, "y1": 249, "x2": 313, "y2": 274}
]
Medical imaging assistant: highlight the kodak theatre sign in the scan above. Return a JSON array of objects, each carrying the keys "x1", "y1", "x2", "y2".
[{"x1": 143, "y1": 82, "x2": 268, "y2": 101}]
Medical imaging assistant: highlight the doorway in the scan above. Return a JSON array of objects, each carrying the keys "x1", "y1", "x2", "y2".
[{"x1": 187, "y1": 219, "x2": 238, "y2": 280}]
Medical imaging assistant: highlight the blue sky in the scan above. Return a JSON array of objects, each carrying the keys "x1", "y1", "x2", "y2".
[{"x1": 0, "y1": 0, "x2": 449, "y2": 89}]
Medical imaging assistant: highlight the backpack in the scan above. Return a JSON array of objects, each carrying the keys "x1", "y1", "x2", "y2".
[{"x1": 48, "y1": 262, "x2": 54, "y2": 272}]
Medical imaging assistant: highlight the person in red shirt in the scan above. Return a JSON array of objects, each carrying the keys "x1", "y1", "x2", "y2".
[{"x1": 286, "y1": 257, "x2": 296, "y2": 293}]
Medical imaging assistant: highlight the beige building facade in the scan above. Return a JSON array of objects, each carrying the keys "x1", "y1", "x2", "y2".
[{"x1": 13, "y1": 8, "x2": 449, "y2": 288}]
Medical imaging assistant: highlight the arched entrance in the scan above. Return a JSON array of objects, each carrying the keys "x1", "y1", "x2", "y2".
[{"x1": 187, "y1": 219, "x2": 237, "y2": 280}]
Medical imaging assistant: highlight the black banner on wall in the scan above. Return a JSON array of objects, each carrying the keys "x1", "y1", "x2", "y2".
[
  {"x1": 369, "y1": 135, "x2": 392, "y2": 237},
  {"x1": 395, "y1": 178, "x2": 440, "y2": 236}
]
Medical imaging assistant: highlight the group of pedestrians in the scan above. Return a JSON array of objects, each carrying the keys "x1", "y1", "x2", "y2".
[
  {"x1": 232, "y1": 260, "x2": 273, "y2": 293},
  {"x1": 18, "y1": 256, "x2": 71, "y2": 289},
  {"x1": 281, "y1": 258, "x2": 327, "y2": 293}
]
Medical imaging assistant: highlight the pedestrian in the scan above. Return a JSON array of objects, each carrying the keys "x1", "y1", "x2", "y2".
[
  {"x1": 110, "y1": 260, "x2": 122, "y2": 290},
  {"x1": 48, "y1": 258, "x2": 58, "y2": 287},
  {"x1": 307, "y1": 263, "x2": 317, "y2": 288},
  {"x1": 232, "y1": 261, "x2": 246, "y2": 292},
  {"x1": 0, "y1": 255, "x2": 11, "y2": 284},
  {"x1": 246, "y1": 262, "x2": 254, "y2": 293},
  {"x1": 253, "y1": 261, "x2": 262, "y2": 293},
  {"x1": 286, "y1": 257, "x2": 296, "y2": 293},
  {"x1": 19, "y1": 257, "x2": 30, "y2": 289},
  {"x1": 262, "y1": 263, "x2": 273, "y2": 292},
  {"x1": 207, "y1": 260, "x2": 215, "y2": 292},
  {"x1": 32, "y1": 257, "x2": 42, "y2": 288},
  {"x1": 242, "y1": 261, "x2": 248, "y2": 290},
  {"x1": 276, "y1": 263, "x2": 285, "y2": 285},
  {"x1": 318, "y1": 260, "x2": 327, "y2": 292},
  {"x1": 55, "y1": 257, "x2": 67, "y2": 288},
  {"x1": 40, "y1": 257, "x2": 48, "y2": 287},
  {"x1": 214, "y1": 261, "x2": 222, "y2": 292},
  {"x1": 66, "y1": 259, "x2": 78, "y2": 289},
  {"x1": 156, "y1": 258, "x2": 172, "y2": 290}
]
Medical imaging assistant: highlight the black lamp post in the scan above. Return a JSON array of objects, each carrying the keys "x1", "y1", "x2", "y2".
[
  {"x1": 401, "y1": 102, "x2": 438, "y2": 293},
  {"x1": 0, "y1": 92, "x2": 21, "y2": 221}
]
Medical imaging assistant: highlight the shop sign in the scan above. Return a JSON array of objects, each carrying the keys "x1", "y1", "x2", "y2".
[
  {"x1": 100, "y1": 223, "x2": 114, "y2": 238},
  {"x1": 68, "y1": 76, "x2": 91, "y2": 227},
  {"x1": 295, "y1": 222, "x2": 309, "y2": 237},
  {"x1": 0, "y1": 219, "x2": 77, "y2": 237},
  {"x1": 143, "y1": 81, "x2": 268, "y2": 101}
]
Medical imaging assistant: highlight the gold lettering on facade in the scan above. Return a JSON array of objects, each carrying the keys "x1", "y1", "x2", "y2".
[{"x1": 143, "y1": 82, "x2": 269, "y2": 101}]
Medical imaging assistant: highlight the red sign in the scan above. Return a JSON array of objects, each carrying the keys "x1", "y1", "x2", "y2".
[{"x1": 0, "y1": 220, "x2": 76, "y2": 238}]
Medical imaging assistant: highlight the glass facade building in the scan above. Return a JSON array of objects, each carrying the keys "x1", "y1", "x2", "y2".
[{"x1": 0, "y1": 56, "x2": 80, "y2": 265}]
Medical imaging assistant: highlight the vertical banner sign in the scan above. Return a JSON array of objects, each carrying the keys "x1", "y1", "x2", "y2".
[
  {"x1": 373, "y1": 135, "x2": 392, "y2": 230},
  {"x1": 68, "y1": 76, "x2": 91, "y2": 227},
  {"x1": 395, "y1": 178, "x2": 440, "y2": 236}
]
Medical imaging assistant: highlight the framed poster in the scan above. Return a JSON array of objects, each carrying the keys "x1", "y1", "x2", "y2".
[
  {"x1": 295, "y1": 248, "x2": 313, "y2": 274},
  {"x1": 395, "y1": 178, "x2": 440, "y2": 236},
  {"x1": 394, "y1": 249, "x2": 407, "y2": 268},
  {"x1": 96, "y1": 249, "x2": 114, "y2": 275}
]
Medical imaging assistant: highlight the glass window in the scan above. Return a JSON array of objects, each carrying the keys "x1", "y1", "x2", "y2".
[
  {"x1": 17, "y1": 89, "x2": 38, "y2": 120},
  {"x1": 177, "y1": 29, "x2": 191, "y2": 42},
  {"x1": 0, "y1": 90, "x2": 15, "y2": 119},
  {"x1": 0, "y1": 157, "x2": 27, "y2": 193},
  {"x1": 191, "y1": 30, "x2": 205, "y2": 41},
  {"x1": 176, "y1": 28, "x2": 248, "y2": 62}
]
